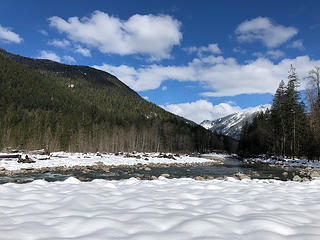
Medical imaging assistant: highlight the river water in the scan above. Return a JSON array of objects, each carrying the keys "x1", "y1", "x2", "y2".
[{"x1": 0, "y1": 156, "x2": 307, "y2": 184}]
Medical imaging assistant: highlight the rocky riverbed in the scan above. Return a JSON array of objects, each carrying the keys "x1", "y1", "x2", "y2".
[{"x1": 1, "y1": 155, "x2": 319, "y2": 184}]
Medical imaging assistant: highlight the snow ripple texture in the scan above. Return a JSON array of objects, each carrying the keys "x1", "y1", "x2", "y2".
[{"x1": 0, "y1": 177, "x2": 320, "y2": 240}]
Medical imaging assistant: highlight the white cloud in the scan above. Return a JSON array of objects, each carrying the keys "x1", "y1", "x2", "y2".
[
  {"x1": 197, "y1": 56, "x2": 320, "y2": 96},
  {"x1": 0, "y1": 24, "x2": 23, "y2": 43},
  {"x1": 49, "y1": 11, "x2": 182, "y2": 60},
  {"x1": 185, "y1": 43, "x2": 222, "y2": 56},
  {"x1": 143, "y1": 96, "x2": 149, "y2": 100},
  {"x1": 93, "y1": 63, "x2": 195, "y2": 91},
  {"x1": 233, "y1": 47, "x2": 246, "y2": 54},
  {"x1": 162, "y1": 86, "x2": 167, "y2": 91},
  {"x1": 288, "y1": 40, "x2": 304, "y2": 50},
  {"x1": 252, "y1": 50, "x2": 285, "y2": 60},
  {"x1": 210, "y1": 102, "x2": 242, "y2": 120},
  {"x1": 48, "y1": 39, "x2": 71, "y2": 48},
  {"x1": 63, "y1": 55, "x2": 76, "y2": 64},
  {"x1": 235, "y1": 17, "x2": 297, "y2": 48},
  {"x1": 162, "y1": 100, "x2": 242, "y2": 124},
  {"x1": 39, "y1": 30, "x2": 48, "y2": 36},
  {"x1": 37, "y1": 50, "x2": 61, "y2": 62},
  {"x1": 74, "y1": 45, "x2": 91, "y2": 57},
  {"x1": 266, "y1": 50, "x2": 285, "y2": 59},
  {"x1": 94, "y1": 55, "x2": 320, "y2": 97},
  {"x1": 252, "y1": 52, "x2": 264, "y2": 58}
]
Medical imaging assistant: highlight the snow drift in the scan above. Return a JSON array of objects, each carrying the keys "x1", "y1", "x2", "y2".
[{"x1": 0, "y1": 177, "x2": 319, "y2": 239}]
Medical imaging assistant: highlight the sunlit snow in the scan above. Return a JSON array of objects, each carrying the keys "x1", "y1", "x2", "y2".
[
  {"x1": 0, "y1": 152, "x2": 219, "y2": 171},
  {"x1": 0, "y1": 177, "x2": 319, "y2": 239}
]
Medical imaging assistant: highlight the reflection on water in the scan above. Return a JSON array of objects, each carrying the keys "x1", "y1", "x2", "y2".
[{"x1": 0, "y1": 157, "x2": 306, "y2": 184}]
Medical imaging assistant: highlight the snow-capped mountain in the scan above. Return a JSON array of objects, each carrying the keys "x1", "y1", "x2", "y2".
[{"x1": 200, "y1": 104, "x2": 271, "y2": 140}]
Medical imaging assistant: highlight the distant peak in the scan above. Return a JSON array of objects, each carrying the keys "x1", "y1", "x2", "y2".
[{"x1": 200, "y1": 104, "x2": 271, "y2": 140}]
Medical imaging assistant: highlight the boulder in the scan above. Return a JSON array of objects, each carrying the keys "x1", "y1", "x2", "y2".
[
  {"x1": 195, "y1": 176, "x2": 205, "y2": 181},
  {"x1": 234, "y1": 172, "x2": 250, "y2": 180},
  {"x1": 293, "y1": 175, "x2": 302, "y2": 182},
  {"x1": 17, "y1": 155, "x2": 35, "y2": 163},
  {"x1": 161, "y1": 173, "x2": 170, "y2": 178}
]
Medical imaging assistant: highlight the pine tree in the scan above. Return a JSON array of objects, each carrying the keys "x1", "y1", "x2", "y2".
[
  {"x1": 284, "y1": 65, "x2": 307, "y2": 159},
  {"x1": 271, "y1": 80, "x2": 287, "y2": 156},
  {"x1": 240, "y1": 65, "x2": 309, "y2": 159}
]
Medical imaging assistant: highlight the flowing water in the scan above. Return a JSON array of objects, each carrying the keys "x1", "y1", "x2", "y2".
[{"x1": 0, "y1": 156, "x2": 307, "y2": 184}]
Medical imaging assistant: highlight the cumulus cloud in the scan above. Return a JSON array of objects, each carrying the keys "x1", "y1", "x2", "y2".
[
  {"x1": 48, "y1": 39, "x2": 71, "y2": 48},
  {"x1": 63, "y1": 55, "x2": 76, "y2": 64},
  {"x1": 74, "y1": 45, "x2": 91, "y2": 57},
  {"x1": 185, "y1": 43, "x2": 222, "y2": 56},
  {"x1": 253, "y1": 51, "x2": 285, "y2": 59},
  {"x1": 93, "y1": 63, "x2": 195, "y2": 91},
  {"x1": 162, "y1": 100, "x2": 242, "y2": 123},
  {"x1": 288, "y1": 39, "x2": 304, "y2": 50},
  {"x1": 94, "y1": 55, "x2": 320, "y2": 97},
  {"x1": 209, "y1": 102, "x2": 242, "y2": 120},
  {"x1": 37, "y1": 50, "x2": 61, "y2": 62},
  {"x1": 48, "y1": 11, "x2": 182, "y2": 60},
  {"x1": 0, "y1": 24, "x2": 23, "y2": 43},
  {"x1": 266, "y1": 50, "x2": 285, "y2": 59},
  {"x1": 235, "y1": 17, "x2": 297, "y2": 48}
]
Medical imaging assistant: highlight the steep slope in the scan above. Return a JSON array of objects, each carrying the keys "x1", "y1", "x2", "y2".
[
  {"x1": 0, "y1": 49, "x2": 225, "y2": 153},
  {"x1": 201, "y1": 105, "x2": 271, "y2": 140}
]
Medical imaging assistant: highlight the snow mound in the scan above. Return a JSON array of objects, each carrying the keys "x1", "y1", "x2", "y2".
[{"x1": 0, "y1": 178, "x2": 319, "y2": 239}]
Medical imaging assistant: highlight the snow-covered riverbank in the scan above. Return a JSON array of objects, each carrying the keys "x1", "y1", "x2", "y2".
[
  {"x1": 245, "y1": 157, "x2": 320, "y2": 169},
  {"x1": 0, "y1": 177, "x2": 319, "y2": 239},
  {"x1": 0, "y1": 152, "x2": 221, "y2": 171}
]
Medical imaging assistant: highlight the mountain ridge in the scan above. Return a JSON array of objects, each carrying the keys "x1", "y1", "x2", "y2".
[
  {"x1": 201, "y1": 105, "x2": 271, "y2": 140},
  {"x1": 0, "y1": 49, "x2": 231, "y2": 153}
]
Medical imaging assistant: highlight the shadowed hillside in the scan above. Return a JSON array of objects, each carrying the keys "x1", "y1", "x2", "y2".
[{"x1": 0, "y1": 49, "x2": 231, "y2": 153}]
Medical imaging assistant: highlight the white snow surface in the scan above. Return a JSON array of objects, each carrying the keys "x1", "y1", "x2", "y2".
[
  {"x1": 0, "y1": 152, "x2": 218, "y2": 171},
  {"x1": 200, "y1": 152, "x2": 229, "y2": 159},
  {"x1": 0, "y1": 177, "x2": 320, "y2": 239}
]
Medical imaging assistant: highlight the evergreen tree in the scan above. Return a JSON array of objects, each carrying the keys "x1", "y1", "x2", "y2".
[
  {"x1": 239, "y1": 65, "x2": 310, "y2": 159},
  {"x1": 284, "y1": 65, "x2": 307, "y2": 159},
  {"x1": 271, "y1": 80, "x2": 287, "y2": 156}
]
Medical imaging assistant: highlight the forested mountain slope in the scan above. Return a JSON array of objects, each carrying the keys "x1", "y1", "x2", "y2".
[{"x1": 0, "y1": 49, "x2": 228, "y2": 153}]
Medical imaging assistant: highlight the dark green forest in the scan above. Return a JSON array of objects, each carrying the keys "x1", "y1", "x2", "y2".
[
  {"x1": 239, "y1": 65, "x2": 320, "y2": 160},
  {"x1": 0, "y1": 49, "x2": 232, "y2": 153}
]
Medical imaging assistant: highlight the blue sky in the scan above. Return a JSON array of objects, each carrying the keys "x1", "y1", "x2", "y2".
[{"x1": 1, "y1": 0, "x2": 320, "y2": 123}]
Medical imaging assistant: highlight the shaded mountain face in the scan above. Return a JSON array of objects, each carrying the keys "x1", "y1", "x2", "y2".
[
  {"x1": 0, "y1": 49, "x2": 226, "y2": 153},
  {"x1": 0, "y1": 48, "x2": 134, "y2": 90},
  {"x1": 201, "y1": 105, "x2": 271, "y2": 140}
]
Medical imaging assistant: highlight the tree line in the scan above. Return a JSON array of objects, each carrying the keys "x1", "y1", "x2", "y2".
[{"x1": 239, "y1": 65, "x2": 320, "y2": 160}]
